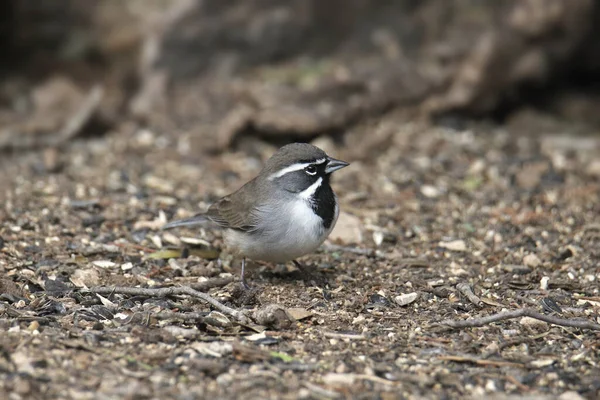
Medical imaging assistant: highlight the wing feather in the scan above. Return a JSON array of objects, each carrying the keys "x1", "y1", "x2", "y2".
[{"x1": 205, "y1": 181, "x2": 262, "y2": 232}]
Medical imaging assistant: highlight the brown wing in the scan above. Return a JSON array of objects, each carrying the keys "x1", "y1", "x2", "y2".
[{"x1": 205, "y1": 182, "x2": 262, "y2": 232}]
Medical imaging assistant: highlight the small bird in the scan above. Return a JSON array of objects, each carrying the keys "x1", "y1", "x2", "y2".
[{"x1": 162, "y1": 143, "x2": 349, "y2": 288}]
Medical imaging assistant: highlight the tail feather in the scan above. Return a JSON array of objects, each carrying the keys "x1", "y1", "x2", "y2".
[{"x1": 161, "y1": 214, "x2": 209, "y2": 230}]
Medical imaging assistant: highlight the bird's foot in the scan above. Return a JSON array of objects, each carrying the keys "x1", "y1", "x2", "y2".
[
  {"x1": 292, "y1": 260, "x2": 328, "y2": 287},
  {"x1": 240, "y1": 277, "x2": 252, "y2": 290}
]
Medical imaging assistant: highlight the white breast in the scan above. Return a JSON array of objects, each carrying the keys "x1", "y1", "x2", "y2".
[{"x1": 224, "y1": 196, "x2": 339, "y2": 263}]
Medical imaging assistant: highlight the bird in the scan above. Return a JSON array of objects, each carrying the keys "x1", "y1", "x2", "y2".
[{"x1": 162, "y1": 143, "x2": 349, "y2": 288}]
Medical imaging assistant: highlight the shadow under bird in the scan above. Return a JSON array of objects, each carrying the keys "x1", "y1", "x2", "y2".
[{"x1": 162, "y1": 143, "x2": 349, "y2": 288}]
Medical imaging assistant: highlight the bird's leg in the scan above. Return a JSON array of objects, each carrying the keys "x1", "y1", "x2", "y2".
[
  {"x1": 292, "y1": 260, "x2": 325, "y2": 286},
  {"x1": 292, "y1": 260, "x2": 308, "y2": 273},
  {"x1": 240, "y1": 257, "x2": 251, "y2": 290}
]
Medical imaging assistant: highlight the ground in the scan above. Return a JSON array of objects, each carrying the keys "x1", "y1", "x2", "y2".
[{"x1": 0, "y1": 118, "x2": 599, "y2": 400}]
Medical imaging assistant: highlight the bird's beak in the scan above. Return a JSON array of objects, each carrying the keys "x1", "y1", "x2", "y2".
[{"x1": 325, "y1": 157, "x2": 349, "y2": 174}]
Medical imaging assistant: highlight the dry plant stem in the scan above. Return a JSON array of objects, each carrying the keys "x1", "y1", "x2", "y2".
[
  {"x1": 438, "y1": 355, "x2": 524, "y2": 368},
  {"x1": 439, "y1": 308, "x2": 600, "y2": 330},
  {"x1": 190, "y1": 277, "x2": 234, "y2": 291},
  {"x1": 90, "y1": 285, "x2": 250, "y2": 324},
  {"x1": 152, "y1": 311, "x2": 207, "y2": 322},
  {"x1": 456, "y1": 282, "x2": 482, "y2": 307}
]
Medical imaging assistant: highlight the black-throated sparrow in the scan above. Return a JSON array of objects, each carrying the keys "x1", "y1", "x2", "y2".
[{"x1": 162, "y1": 143, "x2": 349, "y2": 288}]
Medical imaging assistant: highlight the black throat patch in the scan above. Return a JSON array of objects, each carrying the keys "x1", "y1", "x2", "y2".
[{"x1": 311, "y1": 176, "x2": 336, "y2": 229}]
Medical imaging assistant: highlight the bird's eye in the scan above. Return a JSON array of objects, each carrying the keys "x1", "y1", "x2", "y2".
[{"x1": 304, "y1": 165, "x2": 317, "y2": 175}]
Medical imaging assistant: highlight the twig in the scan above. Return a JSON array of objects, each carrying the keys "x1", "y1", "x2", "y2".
[
  {"x1": 153, "y1": 311, "x2": 207, "y2": 322},
  {"x1": 323, "y1": 373, "x2": 401, "y2": 387},
  {"x1": 456, "y1": 282, "x2": 482, "y2": 307},
  {"x1": 303, "y1": 382, "x2": 342, "y2": 400},
  {"x1": 123, "y1": 311, "x2": 208, "y2": 326},
  {"x1": 89, "y1": 285, "x2": 250, "y2": 324},
  {"x1": 505, "y1": 374, "x2": 530, "y2": 392},
  {"x1": 436, "y1": 308, "x2": 600, "y2": 331},
  {"x1": 322, "y1": 331, "x2": 366, "y2": 340},
  {"x1": 438, "y1": 355, "x2": 524, "y2": 368},
  {"x1": 190, "y1": 277, "x2": 234, "y2": 291}
]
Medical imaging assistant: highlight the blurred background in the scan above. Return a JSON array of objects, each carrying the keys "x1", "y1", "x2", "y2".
[
  {"x1": 1, "y1": 0, "x2": 600, "y2": 156},
  {"x1": 1, "y1": 0, "x2": 600, "y2": 211}
]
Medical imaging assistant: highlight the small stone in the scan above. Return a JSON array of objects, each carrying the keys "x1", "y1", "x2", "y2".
[
  {"x1": 205, "y1": 311, "x2": 231, "y2": 328},
  {"x1": 27, "y1": 321, "x2": 40, "y2": 332},
  {"x1": 162, "y1": 232, "x2": 182, "y2": 246},
  {"x1": 485, "y1": 379, "x2": 497, "y2": 392},
  {"x1": 439, "y1": 240, "x2": 467, "y2": 252},
  {"x1": 70, "y1": 268, "x2": 100, "y2": 287},
  {"x1": 373, "y1": 231, "x2": 384, "y2": 247},
  {"x1": 586, "y1": 160, "x2": 600, "y2": 177},
  {"x1": 395, "y1": 292, "x2": 418, "y2": 306},
  {"x1": 180, "y1": 237, "x2": 211, "y2": 246},
  {"x1": 529, "y1": 358, "x2": 555, "y2": 368},
  {"x1": 540, "y1": 276, "x2": 550, "y2": 290},
  {"x1": 143, "y1": 175, "x2": 174, "y2": 193},
  {"x1": 520, "y1": 316, "x2": 548, "y2": 328},
  {"x1": 149, "y1": 235, "x2": 163, "y2": 249},
  {"x1": 286, "y1": 308, "x2": 312, "y2": 321},
  {"x1": 516, "y1": 162, "x2": 548, "y2": 190},
  {"x1": 322, "y1": 373, "x2": 356, "y2": 386},
  {"x1": 523, "y1": 254, "x2": 541, "y2": 268},
  {"x1": 121, "y1": 262, "x2": 134, "y2": 271},
  {"x1": 253, "y1": 304, "x2": 293, "y2": 330},
  {"x1": 559, "y1": 391, "x2": 586, "y2": 400},
  {"x1": 245, "y1": 332, "x2": 267, "y2": 342},
  {"x1": 449, "y1": 261, "x2": 469, "y2": 276},
  {"x1": 91, "y1": 260, "x2": 116, "y2": 269},
  {"x1": 421, "y1": 185, "x2": 440, "y2": 198}
]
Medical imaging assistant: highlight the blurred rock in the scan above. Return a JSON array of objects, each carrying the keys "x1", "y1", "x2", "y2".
[
  {"x1": 2, "y1": 0, "x2": 600, "y2": 154},
  {"x1": 439, "y1": 240, "x2": 467, "y2": 252},
  {"x1": 523, "y1": 253, "x2": 542, "y2": 268},
  {"x1": 329, "y1": 212, "x2": 363, "y2": 244}
]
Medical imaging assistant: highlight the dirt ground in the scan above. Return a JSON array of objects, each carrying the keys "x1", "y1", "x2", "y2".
[
  {"x1": 1, "y1": 1, "x2": 600, "y2": 399},
  {"x1": 0, "y1": 116, "x2": 599, "y2": 399}
]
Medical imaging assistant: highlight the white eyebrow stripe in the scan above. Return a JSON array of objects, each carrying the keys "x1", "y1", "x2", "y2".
[
  {"x1": 268, "y1": 158, "x2": 328, "y2": 180},
  {"x1": 299, "y1": 177, "x2": 323, "y2": 200}
]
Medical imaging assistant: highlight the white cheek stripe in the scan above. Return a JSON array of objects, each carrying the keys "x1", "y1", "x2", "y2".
[
  {"x1": 299, "y1": 177, "x2": 322, "y2": 200},
  {"x1": 268, "y1": 158, "x2": 327, "y2": 180}
]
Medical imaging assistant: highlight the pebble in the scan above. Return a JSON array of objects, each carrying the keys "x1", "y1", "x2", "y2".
[
  {"x1": 121, "y1": 262, "x2": 134, "y2": 271},
  {"x1": 421, "y1": 185, "x2": 440, "y2": 198},
  {"x1": 520, "y1": 316, "x2": 548, "y2": 328},
  {"x1": 438, "y1": 240, "x2": 467, "y2": 252},
  {"x1": 523, "y1": 253, "x2": 541, "y2": 268},
  {"x1": 329, "y1": 212, "x2": 363, "y2": 244},
  {"x1": 586, "y1": 159, "x2": 600, "y2": 177},
  {"x1": 322, "y1": 373, "x2": 356, "y2": 386},
  {"x1": 372, "y1": 231, "x2": 384, "y2": 246},
  {"x1": 529, "y1": 358, "x2": 555, "y2": 368},
  {"x1": 559, "y1": 392, "x2": 586, "y2": 400},
  {"x1": 71, "y1": 268, "x2": 100, "y2": 287},
  {"x1": 91, "y1": 260, "x2": 116, "y2": 269},
  {"x1": 395, "y1": 292, "x2": 418, "y2": 306}
]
